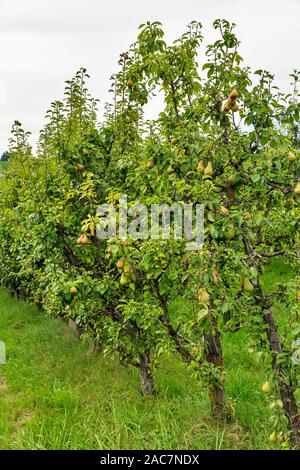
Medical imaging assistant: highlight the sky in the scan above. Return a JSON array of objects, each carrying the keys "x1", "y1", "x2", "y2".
[{"x1": 0, "y1": 0, "x2": 299, "y2": 152}]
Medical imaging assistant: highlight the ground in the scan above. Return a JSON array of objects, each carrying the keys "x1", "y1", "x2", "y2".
[{"x1": 0, "y1": 259, "x2": 295, "y2": 450}]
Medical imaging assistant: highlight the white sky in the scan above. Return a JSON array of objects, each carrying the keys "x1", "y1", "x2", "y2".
[{"x1": 0, "y1": 0, "x2": 299, "y2": 152}]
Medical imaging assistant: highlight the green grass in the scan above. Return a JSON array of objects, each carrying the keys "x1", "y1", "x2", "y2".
[{"x1": 0, "y1": 259, "x2": 294, "y2": 450}]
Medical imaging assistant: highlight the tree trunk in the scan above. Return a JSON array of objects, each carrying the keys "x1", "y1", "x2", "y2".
[
  {"x1": 204, "y1": 327, "x2": 226, "y2": 417},
  {"x1": 138, "y1": 351, "x2": 156, "y2": 397},
  {"x1": 263, "y1": 309, "x2": 300, "y2": 449}
]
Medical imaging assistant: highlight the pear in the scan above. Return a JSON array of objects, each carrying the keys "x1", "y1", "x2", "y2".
[
  {"x1": 294, "y1": 182, "x2": 300, "y2": 195},
  {"x1": 232, "y1": 102, "x2": 239, "y2": 112},
  {"x1": 229, "y1": 89, "x2": 238, "y2": 100},
  {"x1": 225, "y1": 227, "x2": 236, "y2": 240},
  {"x1": 72, "y1": 155, "x2": 79, "y2": 161},
  {"x1": 76, "y1": 163, "x2": 85, "y2": 171},
  {"x1": 124, "y1": 263, "x2": 132, "y2": 276},
  {"x1": 262, "y1": 381, "x2": 271, "y2": 394},
  {"x1": 166, "y1": 165, "x2": 175, "y2": 174},
  {"x1": 116, "y1": 258, "x2": 125, "y2": 270},
  {"x1": 243, "y1": 277, "x2": 254, "y2": 292},
  {"x1": 76, "y1": 235, "x2": 84, "y2": 244},
  {"x1": 106, "y1": 246, "x2": 113, "y2": 254},
  {"x1": 288, "y1": 151, "x2": 297, "y2": 162},
  {"x1": 228, "y1": 174, "x2": 238, "y2": 186},
  {"x1": 81, "y1": 235, "x2": 89, "y2": 244},
  {"x1": 204, "y1": 161, "x2": 213, "y2": 176},
  {"x1": 82, "y1": 148, "x2": 89, "y2": 156},
  {"x1": 223, "y1": 99, "x2": 231, "y2": 112},
  {"x1": 269, "y1": 431, "x2": 277, "y2": 443},
  {"x1": 120, "y1": 273, "x2": 129, "y2": 286},
  {"x1": 127, "y1": 78, "x2": 134, "y2": 88},
  {"x1": 197, "y1": 160, "x2": 205, "y2": 174},
  {"x1": 220, "y1": 205, "x2": 229, "y2": 216},
  {"x1": 243, "y1": 213, "x2": 251, "y2": 221},
  {"x1": 70, "y1": 286, "x2": 78, "y2": 296},
  {"x1": 198, "y1": 288, "x2": 210, "y2": 304},
  {"x1": 146, "y1": 159, "x2": 155, "y2": 169}
]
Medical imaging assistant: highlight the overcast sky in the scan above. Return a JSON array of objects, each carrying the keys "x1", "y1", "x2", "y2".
[{"x1": 0, "y1": 0, "x2": 299, "y2": 152}]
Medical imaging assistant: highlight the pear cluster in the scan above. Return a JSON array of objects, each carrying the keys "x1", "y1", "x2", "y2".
[{"x1": 223, "y1": 89, "x2": 239, "y2": 113}]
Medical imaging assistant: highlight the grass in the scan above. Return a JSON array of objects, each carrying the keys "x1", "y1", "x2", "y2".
[{"x1": 0, "y1": 258, "x2": 296, "y2": 450}]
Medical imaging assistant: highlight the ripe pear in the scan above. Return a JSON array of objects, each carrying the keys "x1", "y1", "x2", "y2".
[
  {"x1": 76, "y1": 235, "x2": 84, "y2": 244},
  {"x1": 198, "y1": 288, "x2": 210, "y2": 304},
  {"x1": 294, "y1": 182, "x2": 300, "y2": 195},
  {"x1": 220, "y1": 205, "x2": 229, "y2": 216},
  {"x1": 225, "y1": 227, "x2": 236, "y2": 240},
  {"x1": 243, "y1": 277, "x2": 254, "y2": 292},
  {"x1": 232, "y1": 102, "x2": 239, "y2": 112},
  {"x1": 76, "y1": 163, "x2": 85, "y2": 171},
  {"x1": 262, "y1": 381, "x2": 271, "y2": 394},
  {"x1": 120, "y1": 273, "x2": 129, "y2": 286},
  {"x1": 146, "y1": 159, "x2": 155, "y2": 169},
  {"x1": 127, "y1": 78, "x2": 134, "y2": 88},
  {"x1": 223, "y1": 99, "x2": 231, "y2": 112},
  {"x1": 166, "y1": 165, "x2": 175, "y2": 174},
  {"x1": 228, "y1": 174, "x2": 238, "y2": 186},
  {"x1": 106, "y1": 246, "x2": 113, "y2": 254},
  {"x1": 288, "y1": 151, "x2": 297, "y2": 162},
  {"x1": 197, "y1": 160, "x2": 205, "y2": 174},
  {"x1": 116, "y1": 258, "x2": 125, "y2": 270},
  {"x1": 81, "y1": 235, "x2": 89, "y2": 245},
  {"x1": 229, "y1": 89, "x2": 238, "y2": 100},
  {"x1": 70, "y1": 286, "x2": 78, "y2": 296},
  {"x1": 204, "y1": 161, "x2": 213, "y2": 176},
  {"x1": 269, "y1": 431, "x2": 277, "y2": 443}
]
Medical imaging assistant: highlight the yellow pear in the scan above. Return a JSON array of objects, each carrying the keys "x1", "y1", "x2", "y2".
[
  {"x1": 204, "y1": 161, "x2": 213, "y2": 176},
  {"x1": 198, "y1": 288, "x2": 210, "y2": 304},
  {"x1": 225, "y1": 227, "x2": 236, "y2": 240},
  {"x1": 294, "y1": 182, "x2": 300, "y2": 195},
  {"x1": 262, "y1": 381, "x2": 271, "y2": 394},
  {"x1": 120, "y1": 273, "x2": 129, "y2": 286},
  {"x1": 220, "y1": 205, "x2": 229, "y2": 216},
  {"x1": 288, "y1": 151, "x2": 297, "y2": 162},
  {"x1": 229, "y1": 89, "x2": 238, "y2": 100},
  {"x1": 70, "y1": 286, "x2": 78, "y2": 296},
  {"x1": 116, "y1": 258, "x2": 125, "y2": 270},
  {"x1": 223, "y1": 99, "x2": 231, "y2": 112},
  {"x1": 166, "y1": 165, "x2": 175, "y2": 174},
  {"x1": 243, "y1": 277, "x2": 254, "y2": 292},
  {"x1": 197, "y1": 160, "x2": 205, "y2": 174},
  {"x1": 146, "y1": 159, "x2": 155, "y2": 169},
  {"x1": 269, "y1": 431, "x2": 277, "y2": 443},
  {"x1": 228, "y1": 174, "x2": 238, "y2": 186}
]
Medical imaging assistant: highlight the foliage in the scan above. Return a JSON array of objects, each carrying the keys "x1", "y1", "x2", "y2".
[{"x1": 0, "y1": 20, "x2": 299, "y2": 447}]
